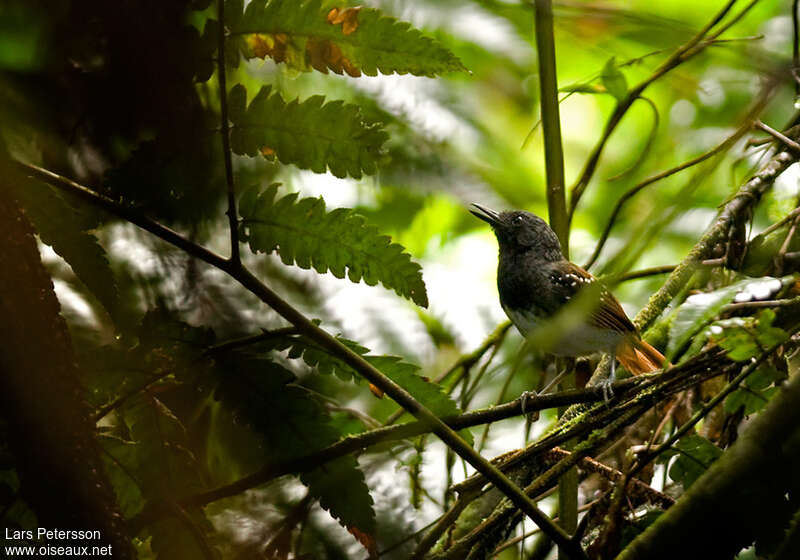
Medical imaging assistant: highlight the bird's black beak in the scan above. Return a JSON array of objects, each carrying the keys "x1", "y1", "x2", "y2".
[{"x1": 469, "y1": 203, "x2": 502, "y2": 227}]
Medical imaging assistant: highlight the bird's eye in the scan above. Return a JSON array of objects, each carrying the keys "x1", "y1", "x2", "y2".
[{"x1": 512, "y1": 215, "x2": 524, "y2": 226}]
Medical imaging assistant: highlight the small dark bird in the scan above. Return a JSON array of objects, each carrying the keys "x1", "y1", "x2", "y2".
[{"x1": 470, "y1": 203, "x2": 665, "y2": 381}]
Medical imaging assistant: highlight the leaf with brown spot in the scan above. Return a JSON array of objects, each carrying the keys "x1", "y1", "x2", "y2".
[
  {"x1": 349, "y1": 526, "x2": 377, "y2": 558},
  {"x1": 327, "y1": 6, "x2": 360, "y2": 35},
  {"x1": 231, "y1": 0, "x2": 466, "y2": 77},
  {"x1": 246, "y1": 33, "x2": 288, "y2": 63},
  {"x1": 306, "y1": 38, "x2": 361, "y2": 77}
]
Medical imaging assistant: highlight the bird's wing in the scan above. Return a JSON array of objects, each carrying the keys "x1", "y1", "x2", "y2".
[{"x1": 547, "y1": 262, "x2": 637, "y2": 335}]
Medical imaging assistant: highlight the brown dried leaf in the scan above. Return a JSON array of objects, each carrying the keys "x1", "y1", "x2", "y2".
[
  {"x1": 327, "y1": 6, "x2": 361, "y2": 35},
  {"x1": 260, "y1": 146, "x2": 276, "y2": 157},
  {"x1": 306, "y1": 38, "x2": 361, "y2": 77}
]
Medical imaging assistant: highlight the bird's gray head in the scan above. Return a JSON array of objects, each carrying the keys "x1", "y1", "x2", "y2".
[{"x1": 469, "y1": 203, "x2": 564, "y2": 261}]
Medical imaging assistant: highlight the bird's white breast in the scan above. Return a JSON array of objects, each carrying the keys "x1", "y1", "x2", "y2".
[{"x1": 502, "y1": 305, "x2": 622, "y2": 357}]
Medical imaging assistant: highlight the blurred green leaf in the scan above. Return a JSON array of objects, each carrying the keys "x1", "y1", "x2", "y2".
[
  {"x1": 601, "y1": 56, "x2": 628, "y2": 102},
  {"x1": 560, "y1": 83, "x2": 605, "y2": 95},
  {"x1": 147, "y1": 515, "x2": 218, "y2": 560}
]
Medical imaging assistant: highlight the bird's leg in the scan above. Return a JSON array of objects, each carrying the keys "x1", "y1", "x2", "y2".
[
  {"x1": 539, "y1": 366, "x2": 569, "y2": 395},
  {"x1": 520, "y1": 357, "x2": 550, "y2": 415},
  {"x1": 598, "y1": 357, "x2": 616, "y2": 403}
]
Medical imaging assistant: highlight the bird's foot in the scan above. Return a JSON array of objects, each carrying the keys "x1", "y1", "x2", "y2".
[
  {"x1": 597, "y1": 377, "x2": 615, "y2": 403},
  {"x1": 519, "y1": 391, "x2": 540, "y2": 420}
]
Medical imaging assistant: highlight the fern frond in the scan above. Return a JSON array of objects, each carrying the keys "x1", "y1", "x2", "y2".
[
  {"x1": 213, "y1": 353, "x2": 376, "y2": 541},
  {"x1": 228, "y1": 84, "x2": 387, "y2": 179},
  {"x1": 258, "y1": 332, "x2": 472, "y2": 443},
  {"x1": 229, "y1": 0, "x2": 466, "y2": 77},
  {"x1": 240, "y1": 183, "x2": 428, "y2": 307}
]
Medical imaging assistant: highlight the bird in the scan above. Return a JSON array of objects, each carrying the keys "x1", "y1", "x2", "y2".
[{"x1": 469, "y1": 203, "x2": 665, "y2": 389}]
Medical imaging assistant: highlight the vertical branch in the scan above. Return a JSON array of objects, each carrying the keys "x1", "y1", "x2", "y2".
[
  {"x1": 534, "y1": 0, "x2": 569, "y2": 258},
  {"x1": 793, "y1": 0, "x2": 800, "y2": 99},
  {"x1": 534, "y1": 1, "x2": 574, "y2": 548},
  {"x1": 217, "y1": 0, "x2": 240, "y2": 264}
]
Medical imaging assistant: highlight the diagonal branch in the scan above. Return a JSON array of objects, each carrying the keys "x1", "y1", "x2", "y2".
[
  {"x1": 584, "y1": 118, "x2": 750, "y2": 270},
  {"x1": 13, "y1": 160, "x2": 583, "y2": 558}
]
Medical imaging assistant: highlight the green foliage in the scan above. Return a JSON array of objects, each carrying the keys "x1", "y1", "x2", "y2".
[
  {"x1": 147, "y1": 515, "x2": 218, "y2": 560},
  {"x1": 230, "y1": 0, "x2": 466, "y2": 77},
  {"x1": 98, "y1": 436, "x2": 145, "y2": 519},
  {"x1": 724, "y1": 366, "x2": 783, "y2": 415},
  {"x1": 601, "y1": 56, "x2": 628, "y2": 102},
  {"x1": 228, "y1": 84, "x2": 388, "y2": 179},
  {"x1": 211, "y1": 352, "x2": 376, "y2": 537},
  {"x1": 667, "y1": 434, "x2": 722, "y2": 489},
  {"x1": 5, "y1": 0, "x2": 800, "y2": 557},
  {"x1": 13, "y1": 179, "x2": 118, "y2": 319},
  {"x1": 121, "y1": 394, "x2": 206, "y2": 499},
  {"x1": 666, "y1": 277, "x2": 788, "y2": 361},
  {"x1": 714, "y1": 309, "x2": 788, "y2": 361},
  {"x1": 257, "y1": 332, "x2": 367, "y2": 382},
  {"x1": 257, "y1": 331, "x2": 470, "y2": 442},
  {"x1": 620, "y1": 510, "x2": 664, "y2": 549},
  {"x1": 239, "y1": 183, "x2": 428, "y2": 306}
]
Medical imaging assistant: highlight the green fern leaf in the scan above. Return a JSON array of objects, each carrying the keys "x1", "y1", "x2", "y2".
[
  {"x1": 230, "y1": 0, "x2": 466, "y2": 77},
  {"x1": 257, "y1": 332, "x2": 471, "y2": 443},
  {"x1": 240, "y1": 183, "x2": 428, "y2": 306},
  {"x1": 260, "y1": 334, "x2": 366, "y2": 382},
  {"x1": 229, "y1": 84, "x2": 387, "y2": 179}
]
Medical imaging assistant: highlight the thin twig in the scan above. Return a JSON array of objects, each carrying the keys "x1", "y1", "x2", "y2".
[
  {"x1": 410, "y1": 489, "x2": 479, "y2": 560},
  {"x1": 724, "y1": 296, "x2": 800, "y2": 312},
  {"x1": 754, "y1": 120, "x2": 800, "y2": 155},
  {"x1": 775, "y1": 213, "x2": 800, "y2": 275},
  {"x1": 492, "y1": 498, "x2": 602, "y2": 555},
  {"x1": 585, "y1": 118, "x2": 751, "y2": 270},
  {"x1": 607, "y1": 97, "x2": 660, "y2": 182},
  {"x1": 217, "y1": 0, "x2": 240, "y2": 263},
  {"x1": 755, "y1": 206, "x2": 800, "y2": 238},
  {"x1": 568, "y1": 0, "x2": 740, "y2": 222},
  {"x1": 94, "y1": 371, "x2": 172, "y2": 422},
  {"x1": 383, "y1": 322, "x2": 511, "y2": 426},
  {"x1": 205, "y1": 327, "x2": 298, "y2": 354}
]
